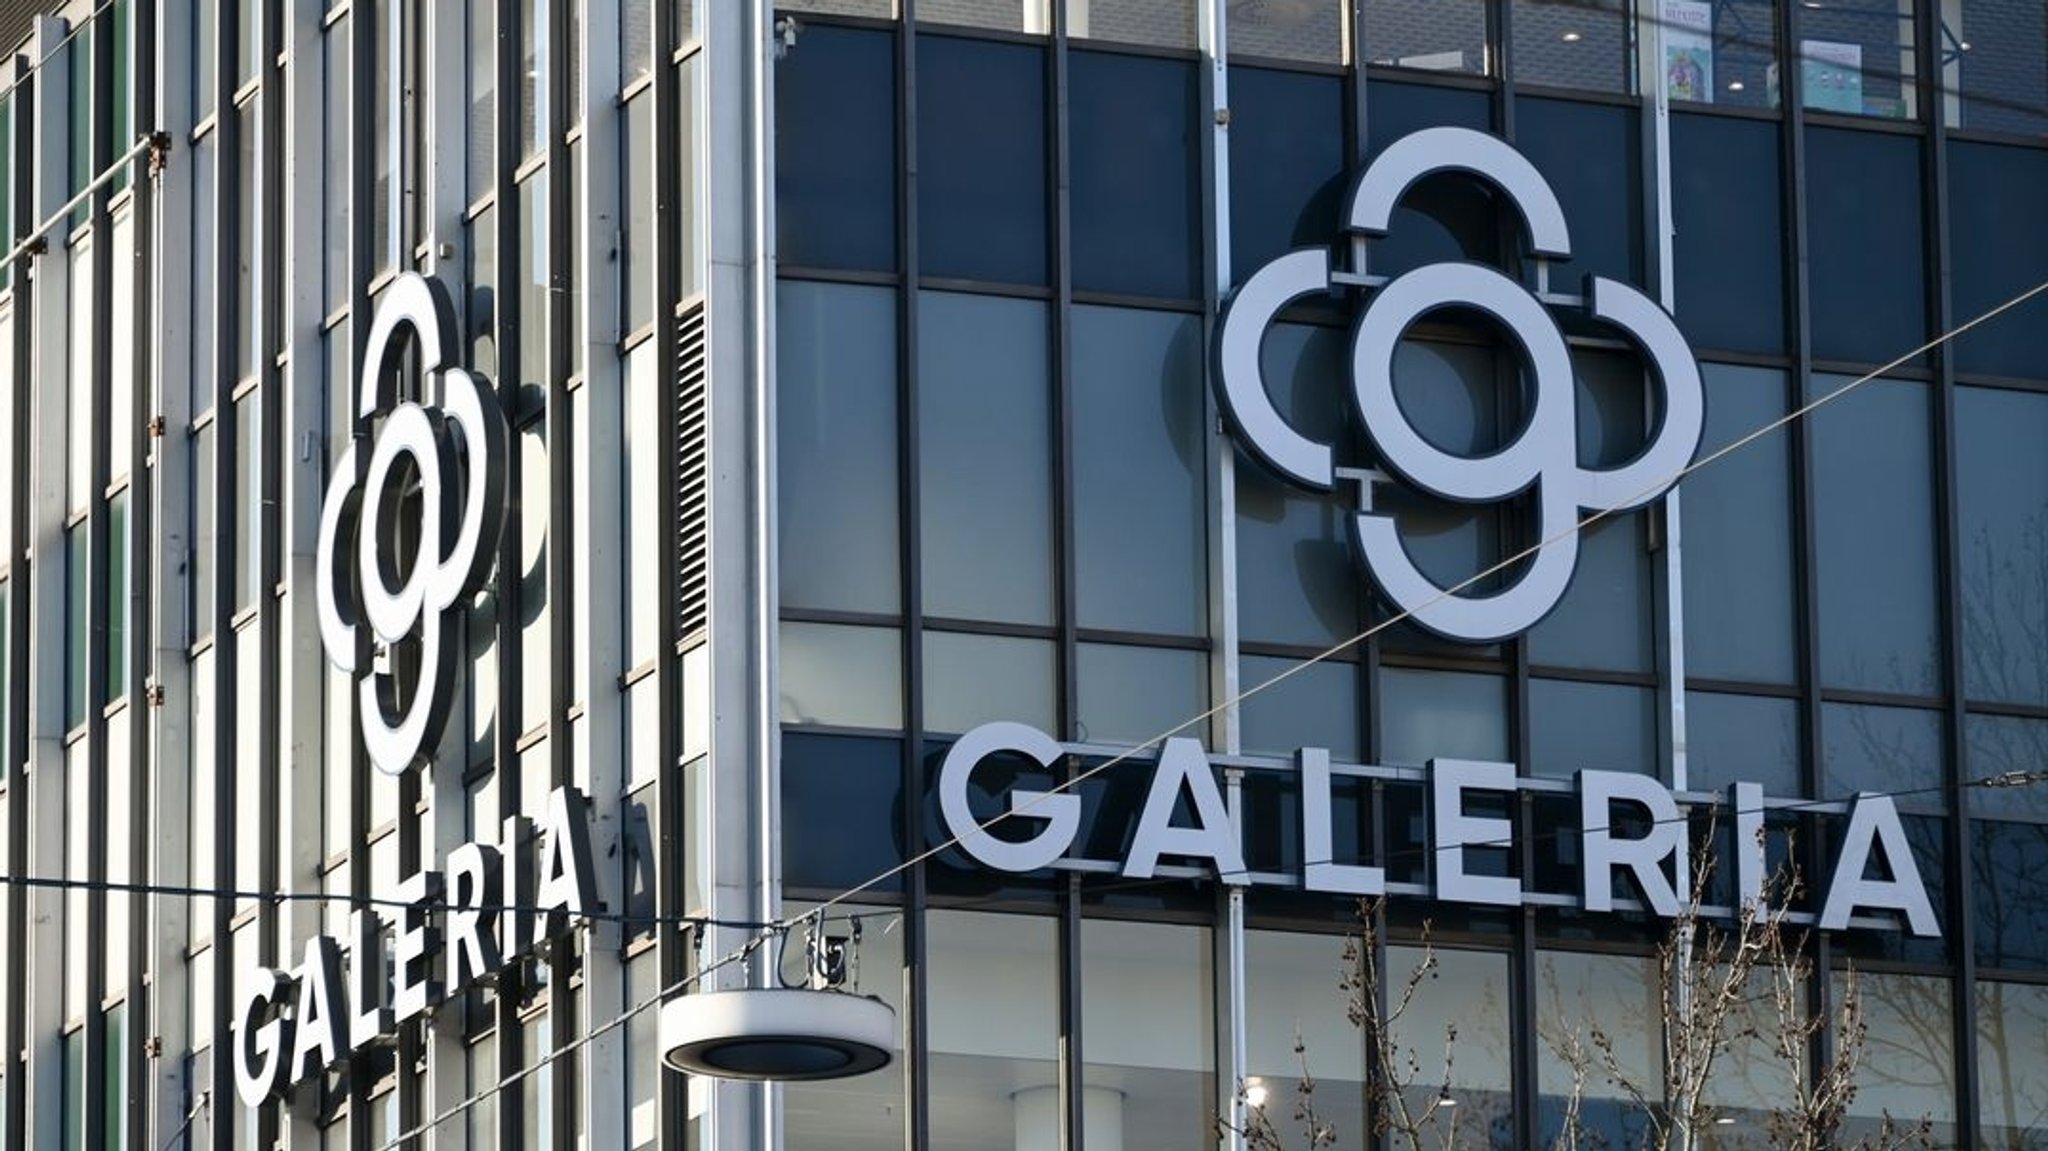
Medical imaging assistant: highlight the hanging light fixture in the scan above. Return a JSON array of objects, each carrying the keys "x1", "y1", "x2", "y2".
[{"x1": 660, "y1": 916, "x2": 897, "y2": 1082}]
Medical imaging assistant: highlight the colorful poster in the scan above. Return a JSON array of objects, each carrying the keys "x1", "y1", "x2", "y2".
[
  {"x1": 1662, "y1": 0, "x2": 1715, "y2": 104},
  {"x1": 1802, "y1": 39, "x2": 1864, "y2": 114}
]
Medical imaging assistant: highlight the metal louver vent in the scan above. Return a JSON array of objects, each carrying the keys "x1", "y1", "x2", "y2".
[{"x1": 676, "y1": 299, "x2": 710, "y2": 643}]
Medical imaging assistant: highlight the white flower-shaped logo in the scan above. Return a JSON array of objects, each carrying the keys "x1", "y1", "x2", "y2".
[
  {"x1": 1217, "y1": 126, "x2": 1705, "y2": 644},
  {"x1": 315, "y1": 273, "x2": 509, "y2": 775}
]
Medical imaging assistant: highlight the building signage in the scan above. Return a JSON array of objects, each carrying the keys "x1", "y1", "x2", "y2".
[
  {"x1": 938, "y1": 722, "x2": 1940, "y2": 938},
  {"x1": 231, "y1": 274, "x2": 589, "y2": 1107},
  {"x1": 231, "y1": 788, "x2": 601, "y2": 1105},
  {"x1": 315, "y1": 272, "x2": 509, "y2": 777},
  {"x1": 1216, "y1": 126, "x2": 1705, "y2": 644}
]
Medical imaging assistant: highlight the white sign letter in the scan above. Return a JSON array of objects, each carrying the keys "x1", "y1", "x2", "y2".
[
  {"x1": 1579, "y1": 770, "x2": 1686, "y2": 916},
  {"x1": 1820, "y1": 793, "x2": 1939, "y2": 937},
  {"x1": 1123, "y1": 738, "x2": 1246, "y2": 883},
  {"x1": 937, "y1": 722, "x2": 1081, "y2": 873},
  {"x1": 1431, "y1": 759, "x2": 1521, "y2": 906},
  {"x1": 1300, "y1": 748, "x2": 1383, "y2": 895}
]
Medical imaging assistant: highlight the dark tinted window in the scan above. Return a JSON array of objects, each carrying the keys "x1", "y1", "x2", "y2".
[
  {"x1": 775, "y1": 25, "x2": 897, "y2": 272},
  {"x1": 1227, "y1": 65, "x2": 1346, "y2": 286},
  {"x1": 1671, "y1": 112, "x2": 1785, "y2": 354},
  {"x1": 1807, "y1": 127, "x2": 1926, "y2": 365},
  {"x1": 918, "y1": 34, "x2": 1048, "y2": 284},
  {"x1": 1517, "y1": 96, "x2": 1640, "y2": 288},
  {"x1": 1070, "y1": 50, "x2": 1199, "y2": 299},
  {"x1": 1951, "y1": 0, "x2": 2048, "y2": 137},
  {"x1": 1950, "y1": 141, "x2": 2048, "y2": 380},
  {"x1": 782, "y1": 732, "x2": 906, "y2": 892}
]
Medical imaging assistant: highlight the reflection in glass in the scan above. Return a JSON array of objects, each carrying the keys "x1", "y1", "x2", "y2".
[
  {"x1": 1245, "y1": 930, "x2": 1367, "y2": 1143},
  {"x1": 916, "y1": 0, "x2": 1048, "y2": 32},
  {"x1": 1243, "y1": 654, "x2": 1359, "y2": 762},
  {"x1": 1672, "y1": 115, "x2": 1785, "y2": 355},
  {"x1": 1379, "y1": 668, "x2": 1509, "y2": 766},
  {"x1": 1081, "y1": 919, "x2": 1216, "y2": 1150},
  {"x1": 918, "y1": 292, "x2": 1053, "y2": 626},
  {"x1": 1529, "y1": 679, "x2": 1656, "y2": 779},
  {"x1": 1977, "y1": 980, "x2": 2048, "y2": 1146},
  {"x1": 1949, "y1": 143, "x2": 2048, "y2": 381},
  {"x1": 778, "y1": 282, "x2": 901, "y2": 616},
  {"x1": 923, "y1": 631, "x2": 1057, "y2": 736},
  {"x1": 1683, "y1": 364, "x2": 1796, "y2": 683},
  {"x1": 1517, "y1": 97, "x2": 1641, "y2": 287},
  {"x1": 1806, "y1": 130, "x2": 1927, "y2": 363},
  {"x1": 784, "y1": 904, "x2": 906, "y2": 1151},
  {"x1": 1391, "y1": 946, "x2": 1511, "y2": 1148},
  {"x1": 779, "y1": 622, "x2": 903, "y2": 730},
  {"x1": 1809, "y1": 376, "x2": 1938, "y2": 697},
  {"x1": 1362, "y1": 0, "x2": 1487, "y2": 73},
  {"x1": 1658, "y1": 0, "x2": 1778, "y2": 108},
  {"x1": 1840, "y1": 970, "x2": 1955, "y2": 1146},
  {"x1": 1072, "y1": 307, "x2": 1206, "y2": 635},
  {"x1": 1076, "y1": 644, "x2": 1206, "y2": 748},
  {"x1": 1687, "y1": 691, "x2": 1801, "y2": 797},
  {"x1": 1821, "y1": 702, "x2": 1943, "y2": 810},
  {"x1": 930, "y1": 911, "x2": 1060, "y2": 1148},
  {"x1": 1537, "y1": 951, "x2": 1658, "y2": 1148},
  {"x1": 1227, "y1": 67, "x2": 1345, "y2": 283},
  {"x1": 1072, "y1": 0, "x2": 1198, "y2": 49},
  {"x1": 1957, "y1": 386, "x2": 2048, "y2": 707}
]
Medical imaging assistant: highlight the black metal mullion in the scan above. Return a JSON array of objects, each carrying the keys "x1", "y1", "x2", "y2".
[
  {"x1": 1917, "y1": 0, "x2": 1977, "y2": 1138},
  {"x1": 207, "y1": 3, "x2": 240, "y2": 1147},
  {"x1": 345, "y1": 0, "x2": 378, "y2": 1145},
  {"x1": 492, "y1": 0, "x2": 525, "y2": 1141},
  {"x1": 1048, "y1": 6, "x2": 1081, "y2": 1135},
  {"x1": 896, "y1": 6, "x2": 932, "y2": 1150},
  {"x1": 1, "y1": 71, "x2": 28, "y2": 1148},
  {"x1": 544, "y1": 0, "x2": 577, "y2": 1144}
]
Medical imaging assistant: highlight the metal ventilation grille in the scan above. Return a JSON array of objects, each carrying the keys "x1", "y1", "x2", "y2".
[{"x1": 675, "y1": 299, "x2": 710, "y2": 643}]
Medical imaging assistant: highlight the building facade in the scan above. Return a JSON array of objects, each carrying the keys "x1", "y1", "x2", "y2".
[{"x1": 0, "y1": 0, "x2": 2044, "y2": 1148}]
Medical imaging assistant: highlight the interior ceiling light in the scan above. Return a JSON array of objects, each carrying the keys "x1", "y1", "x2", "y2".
[
  {"x1": 661, "y1": 987, "x2": 895, "y2": 1081},
  {"x1": 1561, "y1": 30, "x2": 1583, "y2": 41},
  {"x1": 1728, "y1": 80, "x2": 1747, "y2": 90}
]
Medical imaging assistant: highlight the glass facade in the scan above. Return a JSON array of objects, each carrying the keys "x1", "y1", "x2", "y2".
[{"x1": 0, "y1": 0, "x2": 2039, "y2": 1149}]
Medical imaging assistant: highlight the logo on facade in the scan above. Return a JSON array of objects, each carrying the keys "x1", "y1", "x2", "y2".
[
  {"x1": 315, "y1": 273, "x2": 509, "y2": 776},
  {"x1": 1217, "y1": 127, "x2": 1705, "y2": 644}
]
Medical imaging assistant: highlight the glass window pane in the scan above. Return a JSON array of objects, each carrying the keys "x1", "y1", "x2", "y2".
[
  {"x1": 1378, "y1": 668, "x2": 1509, "y2": 766},
  {"x1": 677, "y1": 52, "x2": 701, "y2": 299},
  {"x1": 1389, "y1": 946, "x2": 1511, "y2": 1145},
  {"x1": 776, "y1": 25, "x2": 897, "y2": 273},
  {"x1": 623, "y1": 344, "x2": 661, "y2": 667},
  {"x1": 916, "y1": 35, "x2": 1047, "y2": 284},
  {"x1": 1806, "y1": 127, "x2": 1926, "y2": 364},
  {"x1": 1243, "y1": 654, "x2": 1359, "y2": 762},
  {"x1": 195, "y1": 0, "x2": 216, "y2": 119},
  {"x1": 778, "y1": 282, "x2": 900, "y2": 616},
  {"x1": 110, "y1": 213, "x2": 135, "y2": 482},
  {"x1": 1230, "y1": 0, "x2": 1344, "y2": 63},
  {"x1": 1797, "y1": 0, "x2": 1917, "y2": 119},
  {"x1": 1072, "y1": 306, "x2": 1205, "y2": 635},
  {"x1": 1244, "y1": 930, "x2": 1366, "y2": 1142},
  {"x1": 1069, "y1": 51, "x2": 1198, "y2": 299},
  {"x1": 779, "y1": 622, "x2": 902, "y2": 729},
  {"x1": 1958, "y1": 385, "x2": 2048, "y2": 706},
  {"x1": 1362, "y1": 0, "x2": 1486, "y2": 73},
  {"x1": 623, "y1": 92, "x2": 654, "y2": 332},
  {"x1": 1361, "y1": 81, "x2": 1496, "y2": 280},
  {"x1": 235, "y1": 102, "x2": 257, "y2": 380},
  {"x1": 0, "y1": 307, "x2": 12, "y2": 556},
  {"x1": 65, "y1": 529, "x2": 86, "y2": 729},
  {"x1": 1513, "y1": 0, "x2": 1632, "y2": 93},
  {"x1": 917, "y1": 292, "x2": 1053, "y2": 626},
  {"x1": 780, "y1": 0, "x2": 894, "y2": 15},
  {"x1": 1659, "y1": 0, "x2": 1779, "y2": 107},
  {"x1": 1686, "y1": 691, "x2": 1801, "y2": 796},
  {"x1": 1950, "y1": 142, "x2": 2048, "y2": 381},
  {"x1": 1821, "y1": 702, "x2": 1943, "y2": 808},
  {"x1": 324, "y1": 20, "x2": 352, "y2": 312},
  {"x1": 468, "y1": 0, "x2": 493, "y2": 204},
  {"x1": 518, "y1": 175, "x2": 548, "y2": 388},
  {"x1": 1073, "y1": 0, "x2": 1196, "y2": 49},
  {"x1": 106, "y1": 494, "x2": 127, "y2": 700},
  {"x1": 1682, "y1": 364, "x2": 1797, "y2": 683},
  {"x1": 372, "y1": 0, "x2": 395, "y2": 270},
  {"x1": 1537, "y1": 951, "x2": 1659, "y2": 1147},
  {"x1": 1671, "y1": 113, "x2": 1785, "y2": 354},
  {"x1": 233, "y1": 391, "x2": 258, "y2": 610},
  {"x1": 235, "y1": 0, "x2": 258, "y2": 86},
  {"x1": 1840, "y1": 971, "x2": 1954, "y2": 1145},
  {"x1": 1516, "y1": 96, "x2": 1640, "y2": 287},
  {"x1": 1946, "y1": 0, "x2": 2048, "y2": 135},
  {"x1": 1809, "y1": 375, "x2": 1938, "y2": 696},
  {"x1": 1226, "y1": 66, "x2": 1344, "y2": 285},
  {"x1": 1080, "y1": 920, "x2": 1215, "y2": 1149},
  {"x1": 1235, "y1": 322, "x2": 1358, "y2": 648},
  {"x1": 1967, "y1": 715, "x2": 2048, "y2": 971},
  {"x1": 519, "y1": 0, "x2": 547, "y2": 159},
  {"x1": 929, "y1": 911, "x2": 1058, "y2": 1147},
  {"x1": 782, "y1": 732, "x2": 905, "y2": 889},
  {"x1": 518, "y1": 420, "x2": 550, "y2": 732},
  {"x1": 923, "y1": 631, "x2": 1056, "y2": 736},
  {"x1": 1978, "y1": 981, "x2": 2048, "y2": 1144},
  {"x1": 1076, "y1": 644, "x2": 1206, "y2": 748},
  {"x1": 68, "y1": 239, "x2": 93, "y2": 513},
  {"x1": 1529, "y1": 679, "x2": 1656, "y2": 779},
  {"x1": 193, "y1": 422, "x2": 215, "y2": 632}
]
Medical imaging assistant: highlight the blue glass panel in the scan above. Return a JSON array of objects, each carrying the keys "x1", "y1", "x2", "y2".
[
  {"x1": 776, "y1": 24, "x2": 897, "y2": 272},
  {"x1": 917, "y1": 35, "x2": 1048, "y2": 284},
  {"x1": 1516, "y1": 96, "x2": 1641, "y2": 289},
  {"x1": 1671, "y1": 112, "x2": 1785, "y2": 354},
  {"x1": 1070, "y1": 50, "x2": 1199, "y2": 299},
  {"x1": 1957, "y1": 385, "x2": 2048, "y2": 706},
  {"x1": 1806, "y1": 128, "x2": 1926, "y2": 365},
  {"x1": 1227, "y1": 66, "x2": 1345, "y2": 286},
  {"x1": 1949, "y1": 141, "x2": 2048, "y2": 381},
  {"x1": 782, "y1": 732, "x2": 905, "y2": 892},
  {"x1": 1683, "y1": 364, "x2": 1797, "y2": 683}
]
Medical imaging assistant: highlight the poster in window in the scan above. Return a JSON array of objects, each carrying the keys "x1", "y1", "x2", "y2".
[
  {"x1": 1801, "y1": 39, "x2": 1864, "y2": 114},
  {"x1": 1662, "y1": 0, "x2": 1714, "y2": 103}
]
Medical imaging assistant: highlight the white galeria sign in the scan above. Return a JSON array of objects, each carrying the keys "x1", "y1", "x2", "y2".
[
  {"x1": 938, "y1": 722, "x2": 1940, "y2": 938},
  {"x1": 1216, "y1": 126, "x2": 1705, "y2": 643}
]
